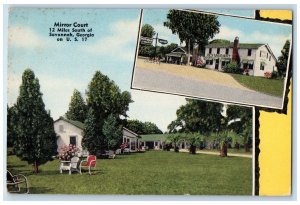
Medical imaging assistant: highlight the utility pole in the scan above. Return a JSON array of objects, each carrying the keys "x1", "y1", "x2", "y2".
[{"x1": 153, "y1": 33, "x2": 158, "y2": 59}]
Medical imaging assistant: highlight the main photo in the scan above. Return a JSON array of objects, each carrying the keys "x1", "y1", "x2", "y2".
[
  {"x1": 132, "y1": 9, "x2": 292, "y2": 109},
  {"x1": 7, "y1": 8, "x2": 253, "y2": 195}
]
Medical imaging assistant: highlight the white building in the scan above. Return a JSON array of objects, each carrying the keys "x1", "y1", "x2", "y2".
[
  {"x1": 204, "y1": 37, "x2": 277, "y2": 76},
  {"x1": 54, "y1": 117, "x2": 139, "y2": 152}
]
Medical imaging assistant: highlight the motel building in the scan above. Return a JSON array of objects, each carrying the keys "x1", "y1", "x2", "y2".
[{"x1": 204, "y1": 37, "x2": 277, "y2": 76}]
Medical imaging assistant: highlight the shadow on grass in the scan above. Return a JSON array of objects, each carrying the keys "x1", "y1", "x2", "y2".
[{"x1": 28, "y1": 186, "x2": 53, "y2": 194}]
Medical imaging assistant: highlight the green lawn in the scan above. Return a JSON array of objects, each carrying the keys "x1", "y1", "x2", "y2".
[
  {"x1": 7, "y1": 151, "x2": 252, "y2": 195},
  {"x1": 231, "y1": 74, "x2": 284, "y2": 97}
]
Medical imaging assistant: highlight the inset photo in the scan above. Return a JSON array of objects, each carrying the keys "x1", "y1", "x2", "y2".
[{"x1": 132, "y1": 9, "x2": 292, "y2": 109}]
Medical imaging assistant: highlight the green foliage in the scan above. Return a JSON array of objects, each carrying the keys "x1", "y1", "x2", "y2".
[
  {"x1": 159, "y1": 43, "x2": 178, "y2": 57},
  {"x1": 138, "y1": 45, "x2": 155, "y2": 57},
  {"x1": 168, "y1": 99, "x2": 224, "y2": 135},
  {"x1": 164, "y1": 9, "x2": 220, "y2": 64},
  {"x1": 124, "y1": 119, "x2": 163, "y2": 135},
  {"x1": 13, "y1": 69, "x2": 57, "y2": 173},
  {"x1": 65, "y1": 89, "x2": 87, "y2": 123},
  {"x1": 141, "y1": 24, "x2": 155, "y2": 38},
  {"x1": 82, "y1": 108, "x2": 99, "y2": 155},
  {"x1": 224, "y1": 61, "x2": 243, "y2": 74},
  {"x1": 84, "y1": 71, "x2": 133, "y2": 152},
  {"x1": 7, "y1": 105, "x2": 17, "y2": 148},
  {"x1": 102, "y1": 114, "x2": 123, "y2": 151},
  {"x1": 276, "y1": 40, "x2": 290, "y2": 77}
]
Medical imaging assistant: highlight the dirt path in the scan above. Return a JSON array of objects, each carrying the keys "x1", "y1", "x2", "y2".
[
  {"x1": 179, "y1": 149, "x2": 252, "y2": 158},
  {"x1": 136, "y1": 59, "x2": 251, "y2": 91}
]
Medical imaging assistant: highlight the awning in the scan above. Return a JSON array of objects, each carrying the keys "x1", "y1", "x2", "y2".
[
  {"x1": 241, "y1": 59, "x2": 248, "y2": 63},
  {"x1": 260, "y1": 61, "x2": 266, "y2": 66}
]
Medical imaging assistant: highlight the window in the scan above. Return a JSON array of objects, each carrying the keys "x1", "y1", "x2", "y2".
[
  {"x1": 260, "y1": 51, "x2": 262, "y2": 57},
  {"x1": 209, "y1": 48, "x2": 212, "y2": 54},
  {"x1": 248, "y1": 49, "x2": 252, "y2": 56},
  {"x1": 217, "y1": 48, "x2": 220, "y2": 54},
  {"x1": 221, "y1": 61, "x2": 226, "y2": 68},
  {"x1": 269, "y1": 56, "x2": 271, "y2": 61},
  {"x1": 59, "y1": 125, "x2": 64, "y2": 132},
  {"x1": 225, "y1": 48, "x2": 229, "y2": 54},
  {"x1": 267, "y1": 53, "x2": 268, "y2": 58},
  {"x1": 260, "y1": 62, "x2": 265, "y2": 70},
  {"x1": 210, "y1": 60, "x2": 213, "y2": 65},
  {"x1": 70, "y1": 136, "x2": 77, "y2": 146}
]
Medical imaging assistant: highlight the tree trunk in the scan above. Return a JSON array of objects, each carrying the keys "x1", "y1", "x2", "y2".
[
  {"x1": 245, "y1": 142, "x2": 250, "y2": 152},
  {"x1": 220, "y1": 142, "x2": 228, "y2": 157},
  {"x1": 190, "y1": 145, "x2": 196, "y2": 154},
  {"x1": 33, "y1": 161, "x2": 39, "y2": 173},
  {"x1": 187, "y1": 39, "x2": 191, "y2": 66}
]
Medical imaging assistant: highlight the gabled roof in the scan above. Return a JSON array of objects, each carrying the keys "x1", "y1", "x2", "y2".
[
  {"x1": 54, "y1": 116, "x2": 85, "y2": 130},
  {"x1": 170, "y1": 47, "x2": 187, "y2": 54},
  {"x1": 123, "y1": 127, "x2": 140, "y2": 137},
  {"x1": 205, "y1": 42, "x2": 264, "y2": 49}
]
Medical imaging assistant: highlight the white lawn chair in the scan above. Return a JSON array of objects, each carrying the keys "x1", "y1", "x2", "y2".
[
  {"x1": 108, "y1": 150, "x2": 116, "y2": 159},
  {"x1": 59, "y1": 157, "x2": 80, "y2": 175}
]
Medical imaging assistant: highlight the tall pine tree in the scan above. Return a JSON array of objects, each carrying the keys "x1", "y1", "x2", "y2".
[
  {"x1": 14, "y1": 69, "x2": 57, "y2": 173},
  {"x1": 102, "y1": 114, "x2": 123, "y2": 151},
  {"x1": 65, "y1": 89, "x2": 87, "y2": 123}
]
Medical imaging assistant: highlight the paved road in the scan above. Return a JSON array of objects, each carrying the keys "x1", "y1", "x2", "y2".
[{"x1": 133, "y1": 67, "x2": 283, "y2": 108}]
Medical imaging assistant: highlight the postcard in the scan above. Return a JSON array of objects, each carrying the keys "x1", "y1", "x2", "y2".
[{"x1": 131, "y1": 9, "x2": 292, "y2": 110}]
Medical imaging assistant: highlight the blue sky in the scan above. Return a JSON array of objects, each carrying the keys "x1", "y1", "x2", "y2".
[
  {"x1": 142, "y1": 9, "x2": 292, "y2": 58},
  {"x1": 8, "y1": 8, "x2": 291, "y2": 132},
  {"x1": 8, "y1": 8, "x2": 187, "y2": 132}
]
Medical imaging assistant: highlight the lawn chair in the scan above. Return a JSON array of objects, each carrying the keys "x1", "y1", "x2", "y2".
[
  {"x1": 59, "y1": 156, "x2": 80, "y2": 175},
  {"x1": 6, "y1": 170, "x2": 29, "y2": 194},
  {"x1": 80, "y1": 155, "x2": 96, "y2": 175},
  {"x1": 108, "y1": 150, "x2": 116, "y2": 159}
]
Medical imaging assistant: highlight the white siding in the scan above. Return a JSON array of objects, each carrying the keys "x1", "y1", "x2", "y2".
[
  {"x1": 54, "y1": 119, "x2": 84, "y2": 152},
  {"x1": 254, "y1": 45, "x2": 277, "y2": 76}
]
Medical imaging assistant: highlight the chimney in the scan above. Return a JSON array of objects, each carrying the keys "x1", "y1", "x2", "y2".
[{"x1": 232, "y1": 37, "x2": 240, "y2": 64}]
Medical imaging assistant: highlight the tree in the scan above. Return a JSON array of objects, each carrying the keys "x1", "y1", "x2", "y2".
[
  {"x1": 103, "y1": 114, "x2": 123, "y2": 151},
  {"x1": 167, "y1": 134, "x2": 182, "y2": 152},
  {"x1": 186, "y1": 133, "x2": 204, "y2": 154},
  {"x1": 226, "y1": 105, "x2": 252, "y2": 152},
  {"x1": 276, "y1": 40, "x2": 290, "y2": 77},
  {"x1": 82, "y1": 108, "x2": 99, "y2": 155},
  {"x1": 159, "y1": 43, "x2": 178, "y2": 57},
  {"x1": 84, "y1": 71, "x2": 132, "y2": 152},
  {"x1": 124, "y1": 119, "x2": 163, "y2": 135},
  {"x1": 141, "y1": 24, "x2": 155, "y2": 38},
  {"x1": 65, "y1": 89, "x2": 87, "y2": 123},
  {"x1": 164, "y1": 10, "x2": 220, "y2": 65},
  {"x1": 13, "y1": 69, "x2": 57, "y2": 173},
  {"x1": 7, "y1": 105, "x2": 17, "y2": 148},
  {"x1": 168, "y1": 99, "x2": 224, "y2": 135}
]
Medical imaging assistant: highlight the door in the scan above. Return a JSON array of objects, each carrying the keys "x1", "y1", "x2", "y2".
[{"x1": 215, "y1": 59, "x2": 219, "y2": 70}]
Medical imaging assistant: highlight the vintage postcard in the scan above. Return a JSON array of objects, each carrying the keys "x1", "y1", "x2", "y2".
[
  {"x1": 5, "y1": 8, "x2": 256, "y2": 196},
  {"x1": 131, "y1": 9, "x2": 292, "y2": 110}
]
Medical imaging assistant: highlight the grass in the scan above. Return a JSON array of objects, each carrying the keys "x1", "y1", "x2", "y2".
[
  {"x1": 7, "y1": 151, "x2": 252, "y2": 195},
  {"x1": 231, "y1": 74, "x2": 284, "y2": 97}
]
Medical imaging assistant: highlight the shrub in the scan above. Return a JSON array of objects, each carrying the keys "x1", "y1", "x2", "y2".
[
  {"x1": 272, "y1": 71, "x2": 278, "y2": 79},
  {"x1": 58, "y1": 144, "x2": 80, "y2": 161},
  {"x1": 224, "y1": 61, "x2": 243, "y2": 74},
  {"x1": 264, "y1": 72, "x2": 272, "y2": 79}
]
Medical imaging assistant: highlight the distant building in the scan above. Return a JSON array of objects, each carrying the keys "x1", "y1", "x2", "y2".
[
  {"x1": 54, "y1": 116, "x2": 139, "y2": 152},
  {"x1": 165, "y1": 47, "x2": 192, "y2": 65},
  {"x1": 204, "y1": 37, "x2": 277, "y2": 76}
]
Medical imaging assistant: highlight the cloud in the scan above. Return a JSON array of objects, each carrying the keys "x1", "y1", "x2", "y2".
[
  {"x1": 127, "y1": 90, "x2": 186, "y2": 132},
  {"x1": 8, "y1": 26, "x2": 50, "y2": 49},
  {"x1": 83, "y1": 18, "x2": 140, "y2": 60},
  {"x1": 214, "y1": 26, "x2": 291, "y2": 58},
  {"x1": 8, "y1": 72, "x2": 85, "y2": 120}
]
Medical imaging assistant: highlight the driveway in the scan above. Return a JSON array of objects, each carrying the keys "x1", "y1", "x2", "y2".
[{"x1": 132, "y1": 60, "x2": 283, "y2": 108}]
